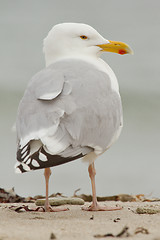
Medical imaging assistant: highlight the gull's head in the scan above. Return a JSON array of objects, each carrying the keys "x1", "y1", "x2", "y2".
[{"x1": 43, "y1": 23, "x2": 133, "y2": 66}]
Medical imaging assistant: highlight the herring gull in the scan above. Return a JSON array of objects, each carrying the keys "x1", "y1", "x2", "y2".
[{"x1": 15, "y1": 23, "x2": 132, "y2": 211}]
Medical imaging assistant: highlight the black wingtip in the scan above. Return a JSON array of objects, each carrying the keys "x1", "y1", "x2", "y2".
[{"x1": 16, "y1": 145, "x2": 84, "y2": 173}]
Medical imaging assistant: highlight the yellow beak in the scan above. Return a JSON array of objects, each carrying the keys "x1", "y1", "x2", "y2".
[{"x1": 97, "y1": 40, "x2": 133, "y2": 55}]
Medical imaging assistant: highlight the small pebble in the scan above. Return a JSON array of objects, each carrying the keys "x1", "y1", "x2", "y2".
[
  {"x1": 50, "y1": 232, "x2": 56, "y2": 239},
  {"x1": 90, "y1": 215, "x2": 94, "y2": 220},
  {"x1": 113, "y1": 217, "x2": 120, "y2": 222}
]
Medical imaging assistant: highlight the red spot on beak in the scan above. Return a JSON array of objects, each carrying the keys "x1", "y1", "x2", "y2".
[{"x1": 118, "y1": 49, "x2": 126, "y2": 55}]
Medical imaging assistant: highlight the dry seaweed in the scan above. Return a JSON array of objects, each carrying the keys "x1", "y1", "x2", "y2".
[
  {"x1": 94, "y1": 226, "x2": 130, "y2": 238},
  {"x1": 73, "y1": 189, "x2": 160, "y2": 202},
  {"x1": 0, "y1": 188, "x2": 67, "y2": 204},
  {"x1": 134, "y1": 227, "x2": 149, "y2": 234},
  {"x1": 116, "y1": 226, "x2": 130, "y2": 237},
  {"x1": 1, "y1": 187, "x2": 160, "y2": 204},
  {"x1": 9, "y1": 205, "x2": 45, "y2": 212},
  {"x1": 0, "y1": 188, "x2": 25, "y2": 203},
  {"x1": 94, "y1": 233, "x2": 114, "y2": 238},
  {"x1": 94, "y1": 226, "x2": 149, "y2": 238}
]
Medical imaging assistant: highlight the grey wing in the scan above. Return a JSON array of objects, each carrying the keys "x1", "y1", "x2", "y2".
[
  {"x1": 15, "y1": 60, "x2": 122, "y2": 173},
  {"x1": 15, "y1": 63, "x2": 92, "y2": 173}
]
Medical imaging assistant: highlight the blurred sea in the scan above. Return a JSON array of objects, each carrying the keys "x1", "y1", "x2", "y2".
[{"x1": 0, "y1": 0, "x2": 160, "y2": 198}]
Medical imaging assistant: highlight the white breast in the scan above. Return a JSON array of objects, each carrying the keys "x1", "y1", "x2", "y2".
[
  {"x1": 92, "y1": 58, "x2": 120, "y2": 93},
  {"x1": 74, "y1": 56, "x2": 120, "y2": 93}
]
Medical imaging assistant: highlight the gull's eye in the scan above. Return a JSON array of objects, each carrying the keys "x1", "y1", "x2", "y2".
[{"x1": 80, "y1": 35, "x2": 88, "y2": 40}]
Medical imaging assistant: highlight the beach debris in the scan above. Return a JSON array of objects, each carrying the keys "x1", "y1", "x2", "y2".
[
  {"x1": 94, "y1": 226, "x2": 130, "y2": 238},
  {"x1": 94, "y1": 226, "x2": 150, "y2": 238},
  {"x1": 29, "y1": 216, "x2": 44, "y2": 220},
  {"x1": 94, "y1": 233, "x2": 114, "y2": 238},
  {"x1": 134, "y1": 227, "x2": 149, "y2": 234},
  {"x1": 36, "y1": 197, "x2": 84, "y2": 206},
  {"x1": 73, "y1": 189, "x2": 160, "y2": 202},
  {"x1": 113, "y1": 217, "x2": 121, "y2": 222},
  {"x1": 8, "y1": 205, "x2": 69, "y2": 212},
  {"x1": 9, "y1": 205, "x2": 45, "y2": 212},
  {"x1": 90, "y1": 215, "x2": 94, "y2": 220},
  {"x1": 0, "y1": 187, "x2": 67, "y2": 204},
  {"x1": 50, "y1": 232, "x2": 56, "y2": 239},
  {"x1": 1, "y1": 187, "x2": 160, "y2": 204},
  {"x1": 136, "y1": 207, "x2": 160, "y2": 214},
  {"x1": 49, "y1": 192, "x2": 65, "y2": 198},
  {"x1": 0, "y1": 187, "x2": 25, "y2": 203},
  {"x1": 116, "y1": 226, "x2": 130, "y2": 237}
]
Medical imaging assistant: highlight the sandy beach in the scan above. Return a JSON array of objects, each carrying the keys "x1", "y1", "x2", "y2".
[{"x1": 0, "y1": 201, "x2": 160, "y2": 240}]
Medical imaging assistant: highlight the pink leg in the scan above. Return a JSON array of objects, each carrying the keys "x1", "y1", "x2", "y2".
[
  {"x1": 82, "y1": 163, "x2": 122, "y2": 211},
  {"x1": 44, "y1": 168, "x2": 68, "y2": 212}
]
